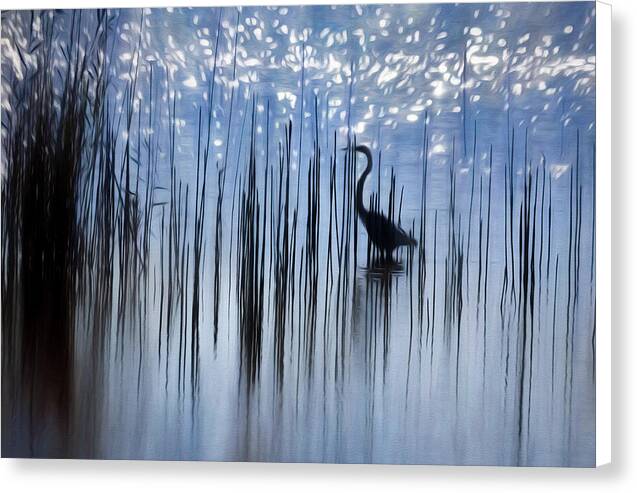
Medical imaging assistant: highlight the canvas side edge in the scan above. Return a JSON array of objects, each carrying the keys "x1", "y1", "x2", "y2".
[{"x1": 595, "y1": 0, "x2": 611, "y2": 469}]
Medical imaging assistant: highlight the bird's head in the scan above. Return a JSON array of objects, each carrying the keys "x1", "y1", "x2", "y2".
[{"x1": 340, "y1": 144, "x2": 372, "y2": 155}]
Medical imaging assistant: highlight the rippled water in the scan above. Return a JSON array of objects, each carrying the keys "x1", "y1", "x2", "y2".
[{"x1": 1, "y1": 3, "x2": 596, "y2": 465}]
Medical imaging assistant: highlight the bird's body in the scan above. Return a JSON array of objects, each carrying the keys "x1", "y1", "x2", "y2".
[{"x1": 354, "y1": 144, "x2": 417, "y2": 261}]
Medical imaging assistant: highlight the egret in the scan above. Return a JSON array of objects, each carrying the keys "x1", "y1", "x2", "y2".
[{"x1": 353, "y1": 144, "x2": 417, "y2": 262}]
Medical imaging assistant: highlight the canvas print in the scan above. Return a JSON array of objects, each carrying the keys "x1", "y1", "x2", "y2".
[{"x1": 1, "y1": 2, "x2": 596, "y2": 465}]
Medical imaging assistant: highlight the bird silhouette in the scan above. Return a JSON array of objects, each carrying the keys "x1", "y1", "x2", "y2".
[{"x1": 353, "y1": 144, "x2": 417, "y2": 263}]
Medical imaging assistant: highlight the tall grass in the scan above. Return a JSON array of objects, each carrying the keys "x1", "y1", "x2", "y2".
[{"x1": 1, "y1": 8, "x2": 596, "y2": 464}]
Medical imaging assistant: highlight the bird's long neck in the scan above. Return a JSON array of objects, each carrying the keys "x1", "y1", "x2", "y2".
[{"x1": 355, "y1": 146, "x2": 373, "y2": 218}]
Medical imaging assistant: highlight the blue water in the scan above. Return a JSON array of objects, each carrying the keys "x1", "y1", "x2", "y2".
[{"x1": 1, "y1": 2, "x2": 596, "y2": 465}]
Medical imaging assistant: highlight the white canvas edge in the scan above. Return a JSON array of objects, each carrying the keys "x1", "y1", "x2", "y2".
[{"x1": 595, "y1": 0, "x2": 611, "y2": 469}]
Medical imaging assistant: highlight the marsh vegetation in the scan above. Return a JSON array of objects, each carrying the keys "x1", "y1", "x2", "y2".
[{"x1": 1, "y1": 5, "x2": 596, "y2": 465}]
